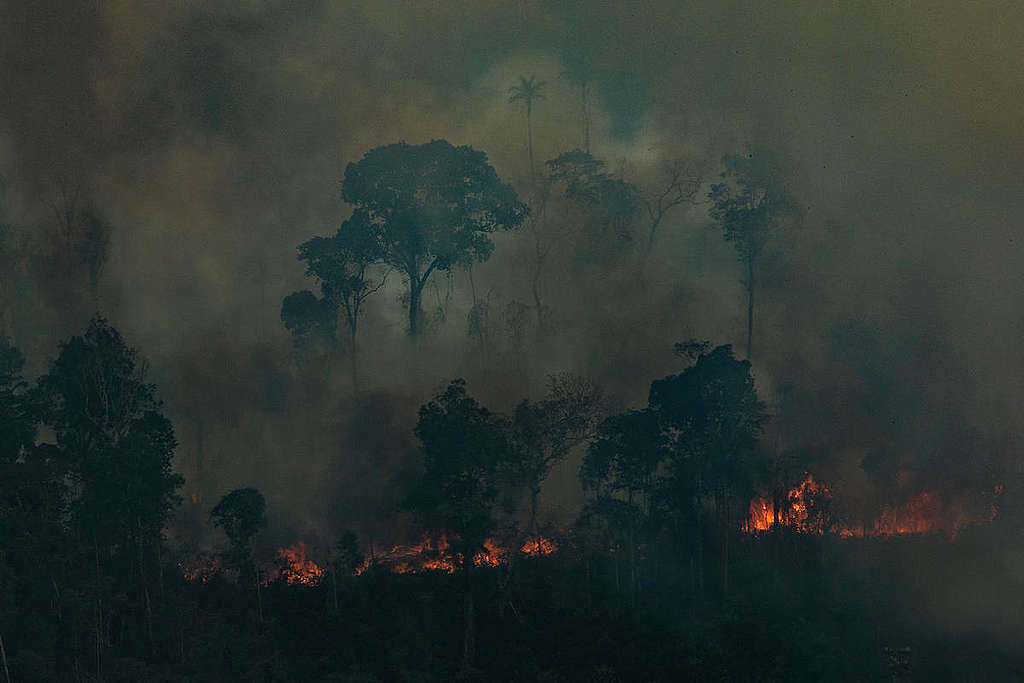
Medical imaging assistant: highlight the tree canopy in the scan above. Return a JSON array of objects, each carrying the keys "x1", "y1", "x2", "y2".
[{"x1": 342, "y1": 140, "x2": 528, "y2": 335}]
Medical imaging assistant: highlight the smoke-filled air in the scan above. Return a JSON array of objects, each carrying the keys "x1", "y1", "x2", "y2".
[{"x1": 2, "y1": 1, "x2": 1024, "y2": 681}]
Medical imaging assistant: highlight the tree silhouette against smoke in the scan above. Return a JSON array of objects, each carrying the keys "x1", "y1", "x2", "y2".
[
  {"x1": 210, "y1": 487, "x2": 267, "y2": 587},
  {"x1": 404, "y1": 378, "x2": 511, "y2": 664},
  {"x1": 288, "y1": 210, "x2": 387, "y2": 389},
  {"x1": 341, "y1": 140, "x2": 528, "y2": 337},
  {"x1": 649, "y1": 344, "x2": 767, "y2": 597},
  {"x1": 36, "y1": 316, "x2": 182, "y2": 659},
  {"x1": 509, "y1": 373, "x2": 604, "y2": 538},
  {"x1": 708, "y1": 149, "x2": 801, "y2": 360},
  {"x1": 507, "y1": 74, "x2": 547, "y2": 181}
]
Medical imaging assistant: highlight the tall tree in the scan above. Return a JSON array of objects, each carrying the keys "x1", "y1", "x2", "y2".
[
  {"x1": 641, "y1": 158, "x2": 702, "y2": 268},
  {"x1": 294, "y1": 210, "x2": 387, "y2": 387},
  {"x1": 405, "y1": 379, "x2": 511, "y2": 664},
  {"x1": 649, "y1": 344, "x2": 767, "y2": 597},
  {"x1": 37, "y1": 316, "x2": 182, "y2": 552},
  {"x1": 280, "y1": 290, "x2": 337, "y2": 362},
  {"x1": 36, "y1": 316, "x2": 181, "y2": 654},
  {"x1": 342, "y1": 140, "x2": 528, "y2": 336},
  {"x1": 580, "y1": 408, "x2": 666, "y2": 602},
  {"x1": 509, "y1": 374, "x2": 603, "y2": 537},
  {"x1": 708, "y1": 148, "x2": 801, "y2": 359},
  {"x1": 210, "y1": 487, "x2": 267, "y2": 587},
  {"x1": 561, "y1": 45, "x2": 595, "y2": 152},
  {"x1": 507, "y1": 74, "x2": 547, "y2": 180}
]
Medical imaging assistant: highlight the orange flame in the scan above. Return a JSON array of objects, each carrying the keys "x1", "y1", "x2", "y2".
[
  {"x1": 355, "y1": 532, "x2": 557, "y2": 575},
  {"x1": 275, "y1": 541, "x2": 324, "y2": 585},
  {"x1": 746, "y1": 474, "x2": 1002, "y2": 538}
]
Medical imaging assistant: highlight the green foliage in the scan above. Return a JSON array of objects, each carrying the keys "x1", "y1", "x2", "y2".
[
  {"x1": 297, "y1": 210, "x2": 385, "y2": 336},
  {"x1": 36, "y1": 316, "x2": 183, "y2": 545},
  {"x1": 507, "y1": 74, "x2": 547, "y2": 113},
  {"x1": 650, "y1": 344, "x2": 768, "y2": 523},
  {"x1": 406, "y1": 379, "x2": 511, "y2": 555},
  {"x1": 211, "y1": 487, "x2": 267, "y2": 580},
  {"x1": 280, "y1": 289, "x2": 338, "y2": 354},
  {"x1": 342, "y1": 140, "x2": 528, "y2": 334}
]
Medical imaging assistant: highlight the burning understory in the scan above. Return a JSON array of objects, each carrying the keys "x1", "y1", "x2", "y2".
[
  {"x1": 179, "y1": 534, "x2": 559, "y2": 586},
  {"x1": 746, "y1": 473, "x2": 1003, "y2": 538}
]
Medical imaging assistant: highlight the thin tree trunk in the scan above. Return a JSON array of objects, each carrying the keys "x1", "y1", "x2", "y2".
[
  {"x1": 137, "y1": 517, "x2": 153, "y2": 645},
  {"x1": 349, "y1": 325, "x2": 358, "y2": 392},
  {"x1": 408, "y1": 278, "x2": 422, "y2": 337},
  {"x1": 462, "y1": 551, "x2": 476, "y2": 665},
  {"x1": 746, "y1": 258, "x2": 755, "y2": 360},
  {"x1": 0, "y1": 633, "x2": 10, "y2": 683},
  {"x1": 527, "y1": 107, "x2": 535, "y2": 181}
]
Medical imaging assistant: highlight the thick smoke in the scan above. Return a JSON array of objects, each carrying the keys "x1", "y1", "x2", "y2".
[{"x1": 2, "y1": 0, "x2": 1022, "y2": 576}]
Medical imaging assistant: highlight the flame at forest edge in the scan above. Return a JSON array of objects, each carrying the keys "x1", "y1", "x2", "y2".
[{"x1": 745, "y1": 474, "x2": 1003, "y2": 538}]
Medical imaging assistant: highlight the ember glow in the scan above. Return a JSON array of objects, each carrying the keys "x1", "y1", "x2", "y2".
[
  {"x1": 746, "y1": 473, "x2": 1002, "y2": 538},
  {"x1": 275, "y1": 541, "x2": 324, "y2": 585},
  {"x1": 177, "y1": 552, "x2": 223, "y2": 584}
]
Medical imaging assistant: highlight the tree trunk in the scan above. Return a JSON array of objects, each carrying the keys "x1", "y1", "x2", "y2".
[
  {"x1": 408, "y1": 278, "x2": 422, "y2": 337},
  {"x1": 461, "y1": 551, "x2": 476, "y2": 665},
  {"x1": 746, "y1": 258, "x2": 755, "y2": 360},
  {"x1": 527, "y1": 106, "x2": 535, "y2": 181},
  {"x1": 138, "y1": 517, "x2": 153, "y2": 644},
  {"x1": 349, "y1": 325, "x2": 358, "y2": 392}
]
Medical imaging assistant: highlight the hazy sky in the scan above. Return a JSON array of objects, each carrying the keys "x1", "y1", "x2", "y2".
[{"x1": 2, "y1": 0, "x2": 1021, "y2": 546}]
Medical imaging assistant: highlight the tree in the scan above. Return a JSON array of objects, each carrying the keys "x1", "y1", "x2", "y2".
[
  {"x1": 649, "y1": 344, "x2": 767, "y2": 597},
  {"x1": 642, "y1": 158, "x2": 702, "y2": 267},
  {"x1": 546, "y1": 149, "x2": 642, "y2": 246},
  {"x1": 37, "y1": 316, "x2": 182, "y2": 550},
  {"x1": 561, "y1": 44, "x2": 595, "y2": 152},
  {"x1": 341, "y1": 140, "x2": 528, "y2": 336},
  {"x1": 210, "y1": 487, "x2": 267, "y2": 586},
  {"x1": 509, "y1": 374, "x2": 603, "y2": 537},
  {"x1": 294, "y1": 210, "x2": 387, "y2": 387},
  {"x1": 708, "y1": 148, "x2": 801, "y2": 359},
  {"x1": 36, "y1": 316, "x2": 181, "y2": 653},
  {"x1": 405, "y1": 379, "x2": 511, "y2": 663},
  {"x1": 580, "y1": 408, "x2": 666, "y2": 603},
  {"x1": 280, "y1": 290, "x2": 337, "y2": 362},
  {"x1": 507, "y1": 74, "x2": 547, "y2": 180}
]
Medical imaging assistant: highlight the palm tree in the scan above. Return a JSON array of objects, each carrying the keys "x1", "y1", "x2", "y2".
[{"x1": 508, "y1": 74, "x2": 546, "y2": 180}]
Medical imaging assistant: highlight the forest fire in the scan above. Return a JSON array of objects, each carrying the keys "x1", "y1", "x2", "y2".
[
  {"x1": 746, "y1": 474, "x2": 1002, "y2": 538},
  {"x1": 177, "y1": 553, "x2": 223, "y2": 584},
  {"x1": 275, "y1": 541, "x2": 324, "y2": 585},
  {"x1": 355, "y1": 533, "x2": 557, "y2": 575}
]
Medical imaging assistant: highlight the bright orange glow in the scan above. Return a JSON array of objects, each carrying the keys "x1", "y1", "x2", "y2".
[
  {"x1": 354, "y1": 532, "x2": 557, "y2": 575},
  {"x1": 177, "y1": 553, "x2": 222, "y2": 583},
  {"x1": 521, "y1": 536, "x2": 557, "y2": 556},
  {"x1": 746, "y1": 474, "x2": 1002, "y2": 538},
  {"x1": 275, "y1": 541, "x2": 324, "y2": 585}
]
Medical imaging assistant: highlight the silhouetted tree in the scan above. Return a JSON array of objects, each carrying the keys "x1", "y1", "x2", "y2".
[
  {"x1": 708, "y1": 149, "x2": 801, "y2": 359},
  {"x1": 641, "y1": 158, "x2": 701, "y2": 267},
  {"x1": 280, "y1": 290, "x2": 337, "y2": 362},
  {"x1": 405, "y1": 379, "x2": 511, "y2": 663},
  {"x1": 547, "y1": 149, "x2": 642, "y2": 247},
  {"x1": 561, "y1": 44, "x2": 595, "y2": 152},
  {"x1": 649, "y1": 344, "x2": 767, "y2": 597},
  {"x1": 295, "y1": 210, "x2": 387, "y2": 387},
  {"x1": 508, "y1": 74, "x2": 547, "y2": 180},
  {"x1": 36, "y1": 316, "x2": 181, "y2": 654},
  {"x1": 510, "y1": 374, "x2": 604, "y2": 537},
  {"x1": 580, "y1": 409, "x2": 665, "y2": 601},
  {"x1": 210, "y1": 487, "x2": 267, "y2": 586},
  {"x1": 341, "y1": 140, "x2": 528, "y2": 336}
]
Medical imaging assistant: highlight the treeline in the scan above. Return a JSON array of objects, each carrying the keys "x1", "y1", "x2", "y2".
[{"x1": 4, "y1": 319, "x2": 1023, "y2": 681}]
